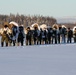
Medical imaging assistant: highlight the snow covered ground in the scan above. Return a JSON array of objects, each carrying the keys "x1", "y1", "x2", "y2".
[{"x1": 0, "y1": 44, "x2": 76, "y2": 75}]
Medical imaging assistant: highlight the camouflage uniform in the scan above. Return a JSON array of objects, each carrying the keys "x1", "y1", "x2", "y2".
[{"x1": 1, "y1": 25, "x2": 11, "y2": 47}]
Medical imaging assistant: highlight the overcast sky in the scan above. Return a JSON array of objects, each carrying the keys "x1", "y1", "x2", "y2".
[{"x1": 0, "y1": 0, "x2": 76, "y2": 18}]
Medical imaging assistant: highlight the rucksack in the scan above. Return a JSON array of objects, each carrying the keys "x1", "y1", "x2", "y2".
[
  {"x1": 19, "y1": 26, "x2": 24, "y2": 32},
  {"x1": 61, "y1": 28, "x2": 67, "y2": 35},
  {"x1": 44, "y1": 30, "x2": 47, "y2": 38},
  {"x1": 48, "y1": 29, "x2": 53, "y2": 36},
  {"x1": 33, "y1": 30, "x2": 38, "y2": 37},
  {"x1": 52, "y1": 29, "x2": 57, "y2": 36},
  {"x1": 12, "y1": 26, "x2": 17, "y2": 36},
  {"x1": 18, "y1": 31, "x2": 24, "y2": 38},
  {"x1": 27, "y1": 30, "x2": 31, "y2": 37},
  {"x1": 41, "y1": 31, "x2": 45, "y2": 38},
  {"x1": 68, "y1": 30, "x2": 73, "y2": 37}
]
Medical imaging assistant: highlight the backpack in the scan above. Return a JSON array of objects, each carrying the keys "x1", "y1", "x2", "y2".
[
  {"x1": 27, "y1": 30, "x2": 32, "y2": 37},
  {"x1": 12, "y1": 26, "x2": 18, "y2": 36},
  {"x1": 18, "y1": 31, "x2": 24, "y2": 38},
  {"x1": 52, "y1": 29, "x2": 57, "y2": 37},
  {"x1": 61, "y1": 28, "x2": 67, "y2": 35},
  {"x1": 44, "y1": 30, "x2": 47, "y2": 38},
  {"x1": 68, "y1": 30, "x2": 73, "y2": 37},
  {"x1": 48, "y1": 29, "x2": 53, "y2": 36},
  {"x1": 18, "y1": 26, "x2": 25, "y2": 38},
  {"x1": 19, "y1": 26, "x2": 24, "y2": 32},
  {"x1": 33, "y1": 30, "x2": 38, "y2": 37},
  {"x1": 42, "y1": 31, "x2": 45, "y2": 38}
]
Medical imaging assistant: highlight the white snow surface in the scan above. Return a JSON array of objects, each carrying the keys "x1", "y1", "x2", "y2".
[{"x1": 0, "y1": 44, "x2": 76, "y2": 75}]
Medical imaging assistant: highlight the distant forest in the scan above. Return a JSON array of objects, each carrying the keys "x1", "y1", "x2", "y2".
[{"x1": 0, "y1": 14, "x2": 57, "y2": 27}]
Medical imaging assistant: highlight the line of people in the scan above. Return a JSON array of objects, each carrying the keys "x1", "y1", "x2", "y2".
[
  {"x1": 0, "y1": 24, "x2": 76, "y2": 47},
  {"x1": 26, "y1": 25, "x2": 76, "y2": 45},
  {"x1": 0, "y1": 24, "x2": 25, "y2": 47}
]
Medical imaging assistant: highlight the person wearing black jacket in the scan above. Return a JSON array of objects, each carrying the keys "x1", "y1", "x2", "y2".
[
  {"x1": 26, "y1": 27, "x2": 32, "y2": 45},
  {"x1": 67, "y1": 27, "x2": 73, "y2": 43},
  {"x1": 57, "y1": 27, "x2": 62, "y2": 44},
  {"x1": 33, "y1": 27, "x2": 38, "y2": 45},
  {"x1": 52, "y1": 28, "x2": 57, "y2": 44},
  {"x1": 39, "y1": 28, "x2": 42, "y2": 45},
  {"x1": 47, "y1": 28, "x2": 53, "y2": 44},
  {"x1": 18, "y1": 25, "x2": 25, "y2": 46}
]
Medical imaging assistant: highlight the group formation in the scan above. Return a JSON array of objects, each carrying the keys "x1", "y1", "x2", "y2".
[
  {"x1": 26, "y1": 24, "x2": 76, "y2": 45},
  {"x1": 0, "y1": 22, "x2": 25, "y2": 47},
  {"x1": 0, "y1": 22, "x2": 76, "y2": 47}
]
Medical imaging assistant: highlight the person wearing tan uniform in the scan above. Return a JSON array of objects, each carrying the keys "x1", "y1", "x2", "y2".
[{"x1": 0, "y1": 25, "x2": 11, "y2": 47}]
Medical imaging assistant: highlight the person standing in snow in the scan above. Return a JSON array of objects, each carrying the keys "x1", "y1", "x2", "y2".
[
  {"x1": 61, "y1": 26, "x2": 67, "y2": 43},
  {"x1": 52, "y1": 28, "x2": 57, "y2": 44},
  {"x1": 67, "y1": 27, "x2": 73, "y2": 43},
  {"x1": 0, "y1": 24, "x2": 11, "y2": 47},
  {"x1": 47, "y1": 27, "x2": 53, "y2": 44},
  {"x1": 11, "y1": 25, "x2": 19, "y2": 46},
  {"x1": 38, "y1": 28, "x2": 43, "y2": 45},
  {"x1": 26, "y1": 27, "x2": 32, "y2": 45},
  {"x1": 17, "y1": 25, "x2": 25, "y2": 46},
  {"x1": 33, "y1": 27, "x2": 39, "y2": 45},
  {"x1": 57, "y1": 27, "x2": 62, "y2": 44}
]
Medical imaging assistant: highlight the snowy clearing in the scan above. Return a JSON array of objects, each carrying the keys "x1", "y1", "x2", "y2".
[{"x1": 0, "y1": 44, "x2": 76, "y2": 75}]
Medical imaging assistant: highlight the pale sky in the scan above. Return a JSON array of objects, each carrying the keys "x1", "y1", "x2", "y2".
[{"x1": 0, "y1": 0, "x2": 76, "y2": 18}]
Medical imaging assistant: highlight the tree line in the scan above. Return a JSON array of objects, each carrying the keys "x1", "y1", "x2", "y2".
[{"x1": 0, "y1": 13, "x2": 57, "y2": 27}]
